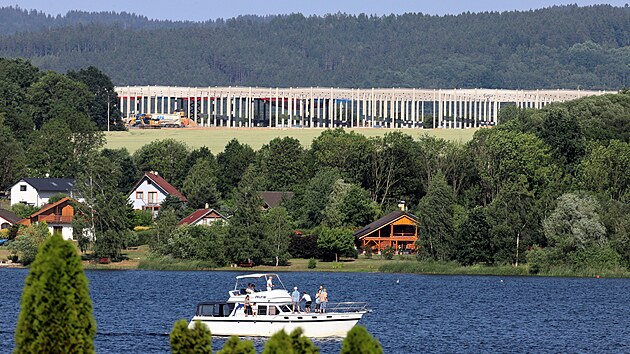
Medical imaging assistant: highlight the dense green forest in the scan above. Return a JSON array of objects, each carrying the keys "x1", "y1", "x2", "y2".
[
  {"x1": 0, "y1": 5, "x2": 628, "y2": 89},
  {"x1": 2, "y1": 58, "x2": 629, "y2": 275}
]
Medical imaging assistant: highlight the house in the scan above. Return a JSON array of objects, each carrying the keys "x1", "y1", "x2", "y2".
[
  {"x1": 10, "y1": 178, "x2": 75, "y2": 207},
  {"x1": 260, "y1": 191, "x2": 294, "y2": 210},
  {"x1": 353, "y1": 210, "x2": 419, "y2": 254},
  {"x1": 0, "y1": 209, "x2": 20, "y2": 229},
  {"x1": 128, "y1": 172, "x2": 187, "y2": 215},
  {"x1": 18, "y1": 197, "x2": 76, "y2": 240},
  {"x1": 179, "y1": 208, "x2": 228, "y2": 226}
]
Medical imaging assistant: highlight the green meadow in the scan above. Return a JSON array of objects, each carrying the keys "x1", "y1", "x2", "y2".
[{"x1": 105, "y1": 128, "x2": 478, "y2": 153}]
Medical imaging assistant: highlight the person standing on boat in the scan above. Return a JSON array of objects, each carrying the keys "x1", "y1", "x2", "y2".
[
  {"x1": 314, "y1": 285, "x2": 323, "y2": 313},
  {"x1": 320, "y1": 288, "x2": 328, "y2": 313},
  {"x1": 291, "y1": 287, "x2": 301, "y2": 314},
  {"x1": 251, "y1": 302, "x2": 258, "y2": 316},
  {"x1": 267, "y1": 276, "x2": 274, "y2": 291},
  {"x1": 244, "y1": 295, "x2": 251, "y2": 317},
  {"x1": 301, "y1": 291, "x2": 312, "y2": 313}
]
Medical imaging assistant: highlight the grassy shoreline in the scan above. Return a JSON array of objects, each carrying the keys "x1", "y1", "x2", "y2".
[{"x1": 4, "y1": 247, "x2": 628, "y2": 277}]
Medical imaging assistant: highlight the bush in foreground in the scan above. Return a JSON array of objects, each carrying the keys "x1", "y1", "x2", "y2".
[
  {"x1": 170, "y1": 320, "x2": 212, "y2": 354},
  {"x1": 14, "y1": 233, "x2": 96, "y2": 353}
]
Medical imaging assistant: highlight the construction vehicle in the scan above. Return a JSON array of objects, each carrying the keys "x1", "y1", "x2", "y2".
[
  {"x1": 125, "y1": 110, "x2": 199, "y2": 129},
  {"x1": 124, "y1": 113, "x2": 161, "y2": 129}
]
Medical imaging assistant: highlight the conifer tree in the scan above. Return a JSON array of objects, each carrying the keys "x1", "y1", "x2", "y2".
[
  {"x1": 217, "y1": 336, "x2": 256, "y2": 354},
  {"x1": 340, "y1": 325, "x2": 382, "y2": 354},
  {"x1": 169, "y1": 320, "x2": 212, "y2": 354},
  {"x1": 14, "y1": 233, "x2": 96, "y2": 354},
  {"x1": 262, "y1": 329, "x2": 294, "y2": 354},
  {"x1": 288, "y1": 328, "x2": 319, "y2": 354}
]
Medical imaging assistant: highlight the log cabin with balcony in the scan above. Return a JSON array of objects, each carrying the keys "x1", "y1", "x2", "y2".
[
  {"x1": 18, "y1": 197, "x2": 76, "y2": 240},
  {"x1": 353, "y1": 210, "x2": 419, "y2": 254}
]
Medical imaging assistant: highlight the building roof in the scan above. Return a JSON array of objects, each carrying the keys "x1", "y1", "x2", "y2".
[
  {"x1": 260, "y1": 191, "x2": 294, "y2": 208},
  {"x1": 178, "y1": 208, "x2": 226, "y2": 225},
  {"x1": 19, "y1": 178, "x2": 74, "y2": 192},
  {"x1": 353, "y1": 210, "x2": 418, "y2": 238},
  {"x1": 0, "y1": 208, "x2": 20, "y2": 224},
  {"x1": 131, "y1": 172, "x2": 187, "y2": 202},
  {"x1": 18, "y1": 197, "x2": 74, "y2": 225}
]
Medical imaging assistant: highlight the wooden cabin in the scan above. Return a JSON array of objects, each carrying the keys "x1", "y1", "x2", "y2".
[
  {"x1": 18, "y1": 197, "x2": 76, "y2": 240},
  {"x1": 353, "y1": 210, "x2": 418, "y2": 254}
]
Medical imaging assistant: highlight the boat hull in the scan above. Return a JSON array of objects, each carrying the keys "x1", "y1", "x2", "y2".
[{"x1": 190, "y1": 312, "x2": 365, "y2": 337}]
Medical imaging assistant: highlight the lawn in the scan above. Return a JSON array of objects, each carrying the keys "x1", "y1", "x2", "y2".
[{"x1": 105, "y1": 127, "x2": 478, "y2": 153}]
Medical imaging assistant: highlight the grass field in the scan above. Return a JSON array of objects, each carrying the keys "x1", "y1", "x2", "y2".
[{"x1": 105, "y1": 127, "x2": 478, "y2": 153}]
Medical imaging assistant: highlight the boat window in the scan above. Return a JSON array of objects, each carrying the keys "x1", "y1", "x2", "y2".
[
  {"x1": 258, "y1": 305, "x2": 267, "y2": 316},
  {"x1": 280, "y1": 305, "x2": 292, "y2": 313},
  {"x1": 197, "y1": 304, "x2": 214, "y2": 316},
  {"x1": 268, "y1": 306, "x2": 277, "y2": 316}
]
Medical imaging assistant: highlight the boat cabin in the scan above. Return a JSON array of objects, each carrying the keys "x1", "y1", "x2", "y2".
[{"x1": 195, "y1": 302, "x2": 294, "y2": 318}]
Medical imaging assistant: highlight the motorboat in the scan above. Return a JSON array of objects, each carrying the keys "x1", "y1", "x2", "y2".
[{"x1": 188, "y1": 273, "x2": 368, "y2": 337}]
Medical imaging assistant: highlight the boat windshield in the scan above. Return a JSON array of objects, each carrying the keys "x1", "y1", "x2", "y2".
[{"x1": 233, "y1": 273, "x2": 287, "y2": 293}]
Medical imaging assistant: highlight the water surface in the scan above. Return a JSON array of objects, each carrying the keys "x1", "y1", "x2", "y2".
[{"x1": 1, "y1": 269, "x2": 628, "y2": 353}]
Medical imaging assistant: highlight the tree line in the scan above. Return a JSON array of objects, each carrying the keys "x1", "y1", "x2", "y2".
[
  {"x1": 0, "y1": 5, "x2": 628, "y2": 89},
  {"x1": 2, "y1": 58, "x2": 629, "y2": 274}
]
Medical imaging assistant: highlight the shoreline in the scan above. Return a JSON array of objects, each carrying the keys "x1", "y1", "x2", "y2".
[{"x1": 3, "y1": 247, "x2": 628, "y2": 278}]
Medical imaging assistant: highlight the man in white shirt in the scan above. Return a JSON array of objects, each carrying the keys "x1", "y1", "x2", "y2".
[
  {"x1": 300, "y1": 291, "x2": 312, "y2": 313},
  {"x1": 267, "y1": 276, "x2": 274, "y2": 291}
]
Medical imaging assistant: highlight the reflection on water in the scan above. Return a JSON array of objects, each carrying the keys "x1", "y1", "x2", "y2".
[{"x1": 1, "y1": 269, "x2": 629, "y2": 353}]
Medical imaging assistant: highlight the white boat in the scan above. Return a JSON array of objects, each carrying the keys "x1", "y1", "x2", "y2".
[{"x1": 188, "y1": 273, "x2": 368, "y2": 337}]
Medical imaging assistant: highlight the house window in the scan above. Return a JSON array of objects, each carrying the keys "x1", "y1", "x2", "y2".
[
  {"x1": 148, "y1": 192, "x2": 158, "y2": 205},
  {"x1": 20, "y1": 185, "x2": 26, "y2": 191},
  {"x1": 136, "y1": 191, "x2": 144, "y2": 200}
]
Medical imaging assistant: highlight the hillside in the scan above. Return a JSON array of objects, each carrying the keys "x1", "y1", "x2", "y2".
[{"x1": 0, "y1": 5, "x2": 628, "y2": 89}]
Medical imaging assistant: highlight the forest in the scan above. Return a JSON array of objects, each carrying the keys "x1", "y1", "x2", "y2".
[
  {"x1": 0, "y1": 5, "x2": 628, "y2": 89},
  {"x1": 1, "y1": 58, "x2": 628, "y2": 275}
]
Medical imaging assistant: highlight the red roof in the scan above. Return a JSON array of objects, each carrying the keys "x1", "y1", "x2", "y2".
[
  {"x1": 131, "y1": 172, "x2": 187, "y2": 202},
  {"x1": 178, "y1": 208, "x2": 226, "y2": 225}
]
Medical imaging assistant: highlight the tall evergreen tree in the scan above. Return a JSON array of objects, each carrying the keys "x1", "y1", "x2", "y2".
[
  {"x1": 225, "y1": 167, "x2": 264, "y2": 263},
  {"x1": 415, "y1": 173, "x2": 456, "y2": 261},
  {"x1": 14, "y1": 233, "x2": 96, "y2": 353}
]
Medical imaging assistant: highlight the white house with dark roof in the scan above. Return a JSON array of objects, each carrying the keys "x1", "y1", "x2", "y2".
[{"x1": 10, "y1": 178, "x2": 75, "y2": 207}]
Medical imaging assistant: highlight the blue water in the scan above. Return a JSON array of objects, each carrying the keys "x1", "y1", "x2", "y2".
[{"x1": 1, "y1": 269, "x2": 629, "y2": 353}]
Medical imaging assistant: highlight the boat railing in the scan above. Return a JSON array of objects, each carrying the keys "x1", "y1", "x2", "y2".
[{"x1": 325, "y1": 302, "x2": 368, "y2": 313}]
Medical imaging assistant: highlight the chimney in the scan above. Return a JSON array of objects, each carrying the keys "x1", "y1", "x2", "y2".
[
  {"x1": 205, "y1": 203, "x2": 209, "y2": 209},
  {"x1": 398, "y1": 200, "x2": 407, "y2": 211}
]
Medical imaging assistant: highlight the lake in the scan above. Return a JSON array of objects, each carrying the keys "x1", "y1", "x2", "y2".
[{"x1": 1, "y1": 269, "x2": 629, "y2": 353}]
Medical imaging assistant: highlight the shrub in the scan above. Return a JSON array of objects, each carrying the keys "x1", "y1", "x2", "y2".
[
  {"x1": 7, "y1": 223, "x2": 50, "y2": 265},
  {"x1": 308, "y1": 258, "x2": 317, "y2": 269},
  {"x1": 362, "y1": 246, "x2": 373, "y2": 259},
  {"x1": 217, "y1": 336, "x2": 255, "y2": 354},
  {"x1": 170, "y1": 320, "x2": 211, "y2": 354},
  {"x1": 382, "y1": 246, "x2": 395, "y2": 260},
  {"x1": 341, "y1": 325, "x2": 382, "y2": 354}
]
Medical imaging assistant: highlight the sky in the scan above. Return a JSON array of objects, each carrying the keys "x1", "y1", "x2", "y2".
[{"x1": 0, "y1": 0, "x2": 628, "y2": 21}]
